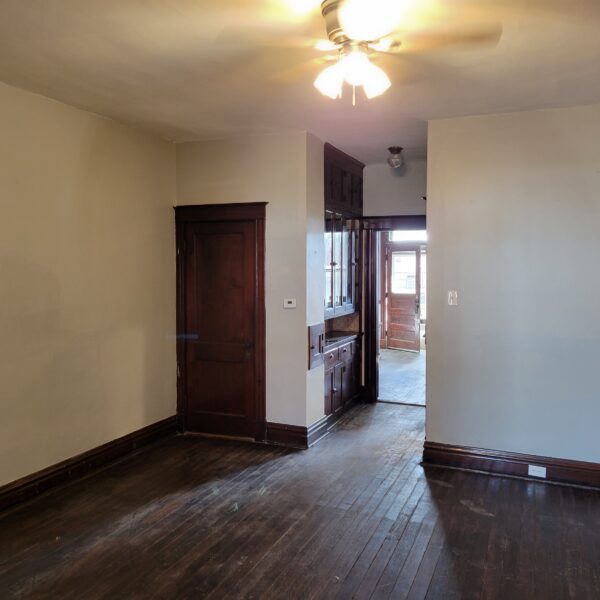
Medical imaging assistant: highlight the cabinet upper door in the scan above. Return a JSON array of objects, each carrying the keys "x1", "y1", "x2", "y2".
[
  {"x1": 333, "y1": 212, "x2": 343, "y2": 309},
  {"x1": 325, "y1": 210, "x2": 334, "y2": 312}
]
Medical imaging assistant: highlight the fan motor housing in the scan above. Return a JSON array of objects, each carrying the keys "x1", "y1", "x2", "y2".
[{"x1": 321, "y1": 0, "x2": 349, "y2": 44}]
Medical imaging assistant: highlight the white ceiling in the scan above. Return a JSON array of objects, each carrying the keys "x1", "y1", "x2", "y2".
[{"x1": 1, "y1": 0, "x2": 600, "y2": 164}]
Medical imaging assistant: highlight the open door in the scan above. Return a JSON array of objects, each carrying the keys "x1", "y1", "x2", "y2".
[{"x1": 384, "y1": 243, "x2": 421, "y2": 352}]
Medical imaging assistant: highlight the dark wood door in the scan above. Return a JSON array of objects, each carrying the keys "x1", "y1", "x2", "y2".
[
  {"x1": 176, "y1": 204, "x2": 265, "y2": 440},
  {"x1": 385, "y1": 245, "x2": 421, "y2": 352}
]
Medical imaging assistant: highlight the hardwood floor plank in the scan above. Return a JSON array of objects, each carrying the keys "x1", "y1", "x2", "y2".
[{"x1": 1, "y1": 403, "x2": 599, "y2": 600}]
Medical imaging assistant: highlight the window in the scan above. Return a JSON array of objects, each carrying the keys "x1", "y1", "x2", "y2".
[
  {"x1": 390, "y1": 230, "x2": 427, "y2": 243},
  {"x1": 391, "y1": 251, "x2": 417, "y2": 294}
]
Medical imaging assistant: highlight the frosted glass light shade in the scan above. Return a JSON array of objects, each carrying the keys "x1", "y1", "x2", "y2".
[
  {"x1": 363, "y1": 64, "x2": 391, "y2": 98},
  {"x1": 314, "y1": 63, "x2": 343, "y2": 99},
  {"x1": 340, "y1": 50, "x2": 372, "y2": 86}
]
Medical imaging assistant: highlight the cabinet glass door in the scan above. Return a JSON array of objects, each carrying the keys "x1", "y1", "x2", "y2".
[
  {"x1": 341, "y1": 218, "x2": 349, "y2": 305},
  {"x1": 347, "y1": 229, "x2": 358, "y2": 309},
  {"x1": 325, "y1": 210, "x2": 334, "y2": 311},
  {"x1": 333, "y1": 213, "x2": 343, "y2": 309}
]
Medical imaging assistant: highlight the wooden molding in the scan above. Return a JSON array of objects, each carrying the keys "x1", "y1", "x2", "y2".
[
  {"x1": 174, "y1": 202, "x2": 267, "y2": 223},
  {"x1": 361, "y1": 215, "x2": 426, "y2": 231},
  {"x1": 423, "y1": 441, "x2": 600, "y2": 488},
  {"x1": 175, "y1": 204, "x2": 267, "y2": 438},
  {"x1": 266, "y1": 423, "x2": 308, "y2": 449},
  {"x1": 0, "y1": 417, "x2": 178, "y2": 512},
  {"x1": 267, "y1": 397, "x2": 363, "y2": 450}
]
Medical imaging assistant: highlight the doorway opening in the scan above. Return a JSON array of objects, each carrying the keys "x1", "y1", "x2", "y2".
[{"x1": 377, "y1": 229, "x2": 427, "y2": 406}]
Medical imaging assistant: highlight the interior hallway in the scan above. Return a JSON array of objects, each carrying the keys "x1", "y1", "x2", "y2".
[
  {"x1": 379, "y1": 349, "x2": 426, "y2": 406},
  {"x1": 1, "y1": 404, "x2": 599, "y2": 599}
]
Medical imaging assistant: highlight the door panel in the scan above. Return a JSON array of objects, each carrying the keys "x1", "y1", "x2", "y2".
[
  {"x1": 332, "y1": 365, "x2": 343, "y2": 413},
  {"x1": 386, "y1": 247, "x2": 421, "y2": 351},
  {"x1": 180, "y1": 215, "x2": 262, "y2": 438}
]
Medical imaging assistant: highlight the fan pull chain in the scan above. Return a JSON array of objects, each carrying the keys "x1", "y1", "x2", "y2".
[{"x1": 352, "y1": 85, "x2": 356, "y2": 107}]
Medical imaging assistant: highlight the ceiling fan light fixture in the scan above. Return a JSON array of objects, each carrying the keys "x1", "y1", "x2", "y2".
[
  {"x1": 363, "y1": 64, "x2": 391, "y2": 98},
  {"x1": 339, "y1": 48, "x2": 372, "y2": 86},
  {"x1": 314, "y1": 62, "x2": 343, "y2": 99}
]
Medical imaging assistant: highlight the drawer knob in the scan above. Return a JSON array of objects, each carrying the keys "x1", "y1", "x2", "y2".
[{"x1": 329, "y1": 354, "x2": 334, "y2": 359}]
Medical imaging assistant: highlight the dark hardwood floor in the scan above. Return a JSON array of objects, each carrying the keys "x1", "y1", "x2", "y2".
[{"x1": 1, "y1": 404, "x2": 599, "y2": 599}]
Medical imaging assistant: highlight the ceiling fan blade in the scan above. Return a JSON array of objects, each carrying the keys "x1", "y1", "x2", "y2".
[
  {"x1": 386, "y1": 24, "x2": 502, "y2": 54},
  {"x1": 452, "y1": 0, "x2": 600, "y2": 19}
]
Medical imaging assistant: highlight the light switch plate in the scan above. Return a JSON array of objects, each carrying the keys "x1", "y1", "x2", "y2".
[
  {"x1": 447, "y1": 290, "x2": 459, "y2": 306},
  {"x1": 283, "y1": 298, "x2": 297, "y2": 309}
]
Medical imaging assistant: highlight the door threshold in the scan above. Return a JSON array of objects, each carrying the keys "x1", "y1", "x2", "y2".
[{"x1": 377, "y1": 400, "x2": 426, "y2": 408}]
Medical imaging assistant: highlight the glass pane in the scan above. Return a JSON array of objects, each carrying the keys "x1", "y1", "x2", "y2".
[
  {"x1": 346, "y1": 230, "x2": 356, "y2": 305},
  {"x1": 420, "y1": 251, "x2": 427, "y2": 319},
  {"x1": 333, "y1": 214, "x2": 343, "y2": 307},
  {"x1": 325, "y1": 211, "x2": 334, "y2": 309},
  {"x1": 391, "y1": 251, "x2": 416, "y2": 294},
  {"x1": 390, "y1": 230, "x2": 427, "y2": 243},
  {"x1": 341, "y1": 224, "x2": 349, "y2": 304}
]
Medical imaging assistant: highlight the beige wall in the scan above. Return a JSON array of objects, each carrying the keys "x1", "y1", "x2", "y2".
[
  {"x1": 177, "y1": 132, "x2": 325, "y2": 427},
  {"x1": 364, "y1": 160, "x2": 427, "y2": 216},
  {"x1": 0, "y1": 82, "x2": 177, "y2": 486},
  {"x1": 427, "y1": 103, "x2": 600, "y2": 463},
  {"x1": 306, "y1": 134, "x2": 326, "y2": 426}
]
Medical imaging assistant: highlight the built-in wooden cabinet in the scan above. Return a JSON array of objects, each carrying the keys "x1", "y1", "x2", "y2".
[
  {"x1": 321, "y1": 144, "x2": 364, "y2": 423},
  {"x1": 324, "y1": 143, "x2": 364, "y2": 320},
  {"x1": 324, "y1": 338, "x2": 360, "y2": 417}
]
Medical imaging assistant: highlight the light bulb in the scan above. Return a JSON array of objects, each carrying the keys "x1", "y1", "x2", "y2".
[
  {"x1": 362, "y1": 63, "x2": 391, "y2": 98},
  {"x1": 339, "y1": 50, "x2": 372, "y2": 86},
  {"x1": 314, "y1": 63, "x2": 343, "y2": 99},
  {"x1": 339, "y1": 0, "x2": 405, "y2": 42}
]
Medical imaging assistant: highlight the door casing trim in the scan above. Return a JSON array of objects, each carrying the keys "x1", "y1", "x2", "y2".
[{"x1": 175, "y1": 203, "x2": 267, "y2": 440}]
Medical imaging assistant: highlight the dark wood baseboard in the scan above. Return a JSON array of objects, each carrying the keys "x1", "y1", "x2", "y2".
[
  {"x1": 265, "y1": 423, "x2": 308, "y2": 449},
  {"x1": 307, "y1": 415, "x2": 331, "y2": 447},
  {"x1": 0, "y1": 416, "x2": 178, "y2": 512},
  {"x1": 267, "y1": 398, "x2": 363, "y2": 450},
  {"x1": 423, "y1": 441, "x2": 600, "y2": 489}
]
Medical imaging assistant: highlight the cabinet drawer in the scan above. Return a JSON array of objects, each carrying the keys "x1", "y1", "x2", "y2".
[
  {"x1": 339, "y1": 342, "x2": 353, "y2": 362},
  {"x1": 324, "y1": 348, "x2": 340, "y2": 369}
]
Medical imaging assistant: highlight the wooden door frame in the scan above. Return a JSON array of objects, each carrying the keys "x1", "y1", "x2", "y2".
[
  {"x1": 175, "y1": 203, "x2": 267, "y2": 438},
  {"x1": 363, "y1": 215, "x2": 426, "y2": 403}
]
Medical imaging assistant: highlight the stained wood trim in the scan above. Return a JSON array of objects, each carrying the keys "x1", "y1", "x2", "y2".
[
  {"x1": 423, "y1": 441, "x2": 600, "y2": 489},
  {"x1": 175, "y1": 203, "x2": 266, "y2": 223},
  {"x1": 364, "y1": 229, "x2": 378, "y2": 403},
  {"x1": 307, "y1": 415, "x2": 331, "y2": 447},
  {"x1": 0, "y1": 417, "x2": 178, "y2": 512},
  {"x1": 361, "y1": 215, "x2": 426, "y2": 231},
  {"x1": 175, "y1": 203, "x2": 267, "y2": 440},
  {"x1": 267, "y1": 396, "x2": 363, "y2": 450},
  {"x1": 266, "y1": 423, "x2": 307, "y2": 449}
]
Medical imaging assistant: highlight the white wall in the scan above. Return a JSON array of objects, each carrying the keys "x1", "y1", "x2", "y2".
[
  {"x1": 364, "y1": 160, "x2": 427, "y2": 216},
  {"x1": 0, "y1": 82, "x2": 177, "y2": 486},
  {"x1": 427, "y1": 103, "x2": 600, "y2": 463},
  {"x1": 177, "y1": 132, "x2": 324, "y2": 427}
]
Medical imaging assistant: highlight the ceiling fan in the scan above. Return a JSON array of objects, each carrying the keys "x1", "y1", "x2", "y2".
[{"x1": 309, "y1": 0, "x2": 501, "y2": 103}]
